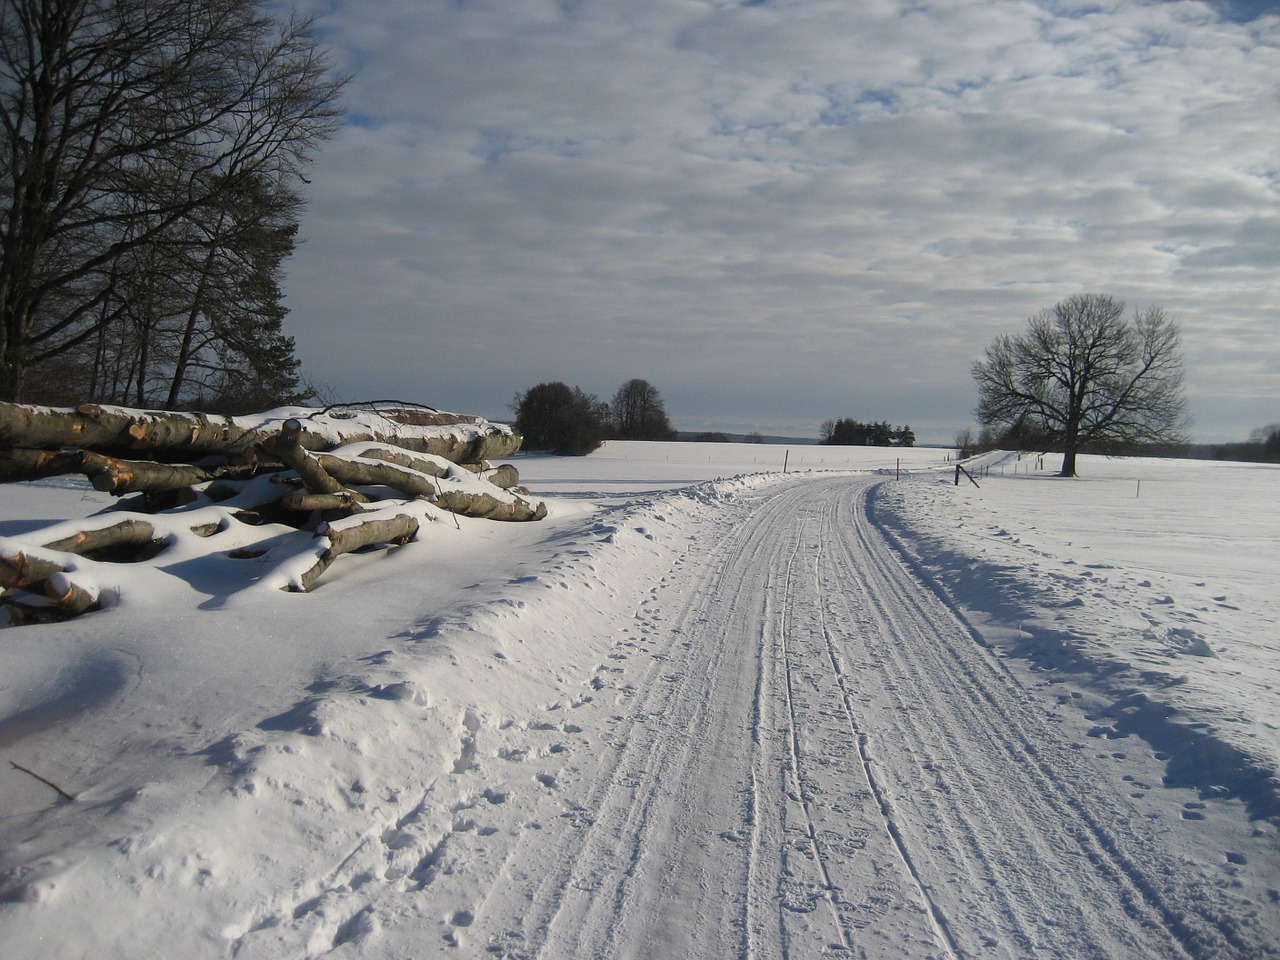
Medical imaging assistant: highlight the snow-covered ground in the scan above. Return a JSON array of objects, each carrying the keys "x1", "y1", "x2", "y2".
[
  {"x1": 877, "y1": 452, "x2": 1280, "y2": 820},
  {"x1": 0, "y1": 441, "x2": 1276, "y2": 958}
]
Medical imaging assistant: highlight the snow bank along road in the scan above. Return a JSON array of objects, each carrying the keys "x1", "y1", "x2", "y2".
[
  {"x1": 4, "y1": 470, "x2": 1275, "y2": 958},
  {"x1": 325, "y1": 474, "x2": 1273, "y2": 959}
]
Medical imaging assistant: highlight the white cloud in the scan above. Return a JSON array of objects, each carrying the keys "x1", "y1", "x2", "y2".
[{"x1": 283, "y1": 0, "x2": 1280, "y2": 442}]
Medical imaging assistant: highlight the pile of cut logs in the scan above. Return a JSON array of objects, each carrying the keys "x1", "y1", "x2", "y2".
[{"x1": 0, "y1": 401, "x2": 544, "y2": 619}]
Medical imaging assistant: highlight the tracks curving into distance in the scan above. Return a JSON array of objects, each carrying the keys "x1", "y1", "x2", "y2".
[{"x1": 460, "y1": 475, "x2": 1264, "y2": 959}]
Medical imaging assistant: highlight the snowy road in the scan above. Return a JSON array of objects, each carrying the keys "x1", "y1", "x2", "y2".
[
  {"x1": 369, "y1": 475, "x2": 1261, "y2": 959},
  {"x1": 5, "y1": 467, "x2": 1272, "y2": 959}
]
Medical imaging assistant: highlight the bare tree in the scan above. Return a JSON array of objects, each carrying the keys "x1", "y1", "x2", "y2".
[
  {"x1": 513, "y1": 382, "x2": 609, "y2": 456},
  {"x1": 973, "y1": 293, "x2": 1190, "y2": 477},
  {"x1": 610, "y1": 378, "x2": 675, "y2": 441},
  {"x1": 0, "y1": 0, "x2": 345, "y2": 401}
]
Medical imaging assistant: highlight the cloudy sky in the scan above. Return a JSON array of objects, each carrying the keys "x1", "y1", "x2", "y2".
[{"x1": 281, "y1": 0, "x2": 1278, "y2": 444}]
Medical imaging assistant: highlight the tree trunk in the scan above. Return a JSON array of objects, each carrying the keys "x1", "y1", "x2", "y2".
[
  {"x1": 74, "y1": 451, "x2": 249, "y2": 495},
  {"x1": 0, "y1": 448, "x2": 86, "y2": 483},
  {"x1": 308, "y1": 454, "x2": 543, "y2": 520},
  {"x1": 1060, "y1": 447, "x2": 1078, "y2": 478},
  {"x1": 166, "y1": 227, "x2": 223, "y2": 409}
]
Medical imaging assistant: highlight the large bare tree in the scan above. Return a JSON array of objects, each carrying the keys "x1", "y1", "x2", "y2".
[
  {"x1": 0, "y1": 0, "x2": 344, "y2": 402},
  {"x1": 972, "y1": 293, "x2": 1190, "y2": 477}
]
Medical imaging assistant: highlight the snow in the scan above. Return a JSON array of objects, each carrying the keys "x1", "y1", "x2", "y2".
[
  {"x1": 875, "y1": 451, "x2": 1280, "y2": 820},
  {"x1": 0, "y1": 441, "x2": 1276, "y2": 958}
]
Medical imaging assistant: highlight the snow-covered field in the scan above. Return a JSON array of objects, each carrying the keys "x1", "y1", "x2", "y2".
[{"x1": 1, "y1": 441, "x2": 1276, "y2": 958}]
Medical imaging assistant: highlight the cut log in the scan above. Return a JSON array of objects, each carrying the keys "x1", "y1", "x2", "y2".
[
  {"x1": 0, "y1": 548, "x2": 64, "y2": 590},
  {"x1": 307, "y1": 454, "x2": 543, "y2": 520},
  {"x1": 280, "y1": 491, "x2": 369, "y2": 513},
  {"x1": 75, "y1": 451, "x2": 242, "y2": 496},
  {"x1": 0, "y1": 403, "x2": 261, "y2": 456},
  {"x1": 290, "y1": 512, "x2": 419, "y2": 592},
  {"x1": 0, "y1": 448, "x2": 85, "y2": 483},
  {"x1": 262, "y1": 420, "x2": 344, "y2": 495},
  {"x1": 482, "y1": 463, "x2": 521, "y2": 490},
  {"x1": 44, "y1": 572, "x2": 98, "y2": 615},
  {"x1": 0, "y1": 401, "x2": 520, "y2": 464},
  {"x1": 431, "y1": 488, "x2": 547, "y2": 522},
  {"x1": 313, "y1": 454, "x2": 439, "y2": 499},
  {"x1": 0, "y1": 447, "x2": 260, "y2": 494},
  {"x1": 43, "y1": 519, "x2": 157, "y2": 556},
  {"x1": 351, "y1": 446, "x2": 448, "y2": 479}
]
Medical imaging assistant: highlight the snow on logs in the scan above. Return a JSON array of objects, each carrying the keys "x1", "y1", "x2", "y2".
[
  {"x1": 0, "y1": 401, "x2": 522, "y2": 465},
  {"x1": 0, "y1": 402, "x2": 545, "y2": 617}
]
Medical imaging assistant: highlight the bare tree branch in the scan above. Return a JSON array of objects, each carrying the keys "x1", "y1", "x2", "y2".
[{"x1": 973, "y1": 294, "x2": 1190, "y2": 476}]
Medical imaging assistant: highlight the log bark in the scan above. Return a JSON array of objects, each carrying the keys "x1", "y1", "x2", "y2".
[
  {"x1": 0, "y1": 401, "x2": 520, "y2": 464},
  {"x1": 0, "y1": 549, "x2": 64, "y2": 589},
  {"x1": 280, "y1": 491, "x2": 369, "y2": 513},
  {"x1": 352, "y1": 446, "x2": 448, "y2": 478},
  {"x1": 43, "y1": 519, "x2": 157, "y2": 555},
  {"x1": 308, "y1": 454, "x2": 543, "y2": 520},
  {"x1": 0, "y1": 447, "x2": 261, "y2": 494},
  {"x1": 482, "y1": 463, "x2": 521, "y2": 489},
  {"x1": 3, "y1": 521, "x2": 162, "y2": 594},
  {"x1": 0, "y1": 448, "x2": 84, "y2": 483},
  {"x1": 0, "y1": 403, "x2": 261, "y2": 456},
  {"x1": 290, "y1": 512, "x2": 419, "y2": 592},
  {"x1": 44, "y1": 572, "x2": 98, "y2": 615},
  {"x1": 76, "y1": 451, "x2": 257, "y2": 496},
  {"x1": 262, "y1": 420, "x2": 344, "y2": 495},
  {"x1": 431, "y1": 488, "x2": 547, "y2": 522},
  {"x1": 313, "y1": 454, "x2": 439, "y2": 499}
]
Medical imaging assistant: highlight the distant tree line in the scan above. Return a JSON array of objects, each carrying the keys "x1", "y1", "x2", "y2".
[
  {"x1": 1, "y1": 0, "x2": 346, "y2": 412},
  {"x1": 1212, "y1": 423, "x2": 1280, "y2": 463},
  {"x1": 820, "y1": 418, "x2": 915, "y2": 447},
  {"x1": 512, "y1": 378, "x2": 676, "y2": 455}
]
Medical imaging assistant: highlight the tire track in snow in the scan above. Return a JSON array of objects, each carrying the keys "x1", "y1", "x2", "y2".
[
  {"x1": 837, "y1": 478, "x2": 1252, "y2": 958},
  {"x1": 436, "y1": 474, "x2": 1265, "y2": 959},
  {"x1": 826, "y1": 478, "x2": 1175, "y2": 957},
  {"x1": 473, "y1": 492, "x2": 780, "y2": 959},
  {"x1": 773, "y1": 517, "x2": 854, "y2": 950},
  {"x1": 806, "y1": 495, "x2": 962, "y2": 958},
  {"x1": 767, "y1": 503, "x2": 947, "y2": 958}
]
